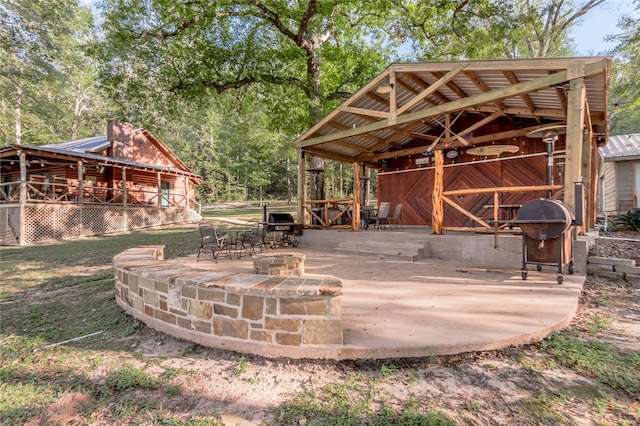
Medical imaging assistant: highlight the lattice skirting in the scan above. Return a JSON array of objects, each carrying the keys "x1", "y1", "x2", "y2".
[{"x1": 0, "y1": 205, "x2": 198, "y2": 245}]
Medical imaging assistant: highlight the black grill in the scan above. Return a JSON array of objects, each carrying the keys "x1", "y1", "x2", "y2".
[
  {"x1": 515, "y1": 198, "x2": 575, "y2": 284},
  {"x1": 265, "y1": 213, "x2": 302, "y2": 247}
]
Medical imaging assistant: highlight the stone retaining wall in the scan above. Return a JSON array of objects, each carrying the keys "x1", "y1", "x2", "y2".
[
  {"x1": 113, "y1": 246, "x2": 343, "y2": 357},
  {"x1": 587, "y1": 256, "x2": 640, "y2": 284}
]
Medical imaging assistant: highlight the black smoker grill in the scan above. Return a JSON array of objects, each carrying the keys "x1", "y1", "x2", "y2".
[
  {"x1": 266, "y1": 213, "x2": 303, "y2": 248},
  {"x1": 515, "y1": 198, "x2": 578, "y2": 284}
]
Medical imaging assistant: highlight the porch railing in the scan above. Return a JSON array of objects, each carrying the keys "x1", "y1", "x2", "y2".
[
  {"x1": 0, "y1": 180, "x2": 190, "y2": 209},
  {"x1": 441, "y1": 184, "x2": 564, "y2": 232},
  {"x1": 302, "y1": 198, "x2": 354, "y2": 228}
]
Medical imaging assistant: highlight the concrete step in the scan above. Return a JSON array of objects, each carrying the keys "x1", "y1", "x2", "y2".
[{"x1": 336, "y1": 240, "x2": 430, "y2": 262}]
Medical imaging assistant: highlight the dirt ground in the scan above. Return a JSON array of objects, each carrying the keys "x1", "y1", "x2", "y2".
[{"x1": 33, "y1": 230, "x2": 640, "y2": 425}]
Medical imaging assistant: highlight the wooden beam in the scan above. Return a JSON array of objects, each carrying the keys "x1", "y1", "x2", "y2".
[
  {"x1": 404, "y1": 72, "x2": 451, "y2": 104},
  {"x1": 503, "y1": 70, "x2": 537, "y2": 115},
  {"x1": 397, "y1": 64, "x2": 468, "y2": 115},
  {"x1": 357, "y1": 123, "x2": 562, "y2": 162},
  {"x1": 431, "y1": 70, "x2": 468, "y2": 99},
  {"x1": 340, "y1": 106, "x2": 389, "y2": 119},
  {"x1": 297, "y1": 65, "x2": 590, "y2": 148},
  {"x1": 446, "y1": 111, "x2": 503, "y2": 142},
  {"x1": 464, "y1": 70, "x2": 506, "y2": 111}
]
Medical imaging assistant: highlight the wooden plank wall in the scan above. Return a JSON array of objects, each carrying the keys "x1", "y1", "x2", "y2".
[{"x1": 378, "y1": 155, "x2": 549, "y2": 227}]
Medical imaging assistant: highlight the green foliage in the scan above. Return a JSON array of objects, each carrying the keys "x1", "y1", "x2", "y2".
[
  {"x1": 106, "y1": 364, "x2": 161, "y2": 391},
  {"x1": 612, "y1": 208, "x2": 640, "y2": 231},
  {"x1": 585, "y1": 313, "x2": 613, "y2": 336},
  {"x1": 232, "y1": 356, "x2": 248, "y2": 377},
  {"x1": 0, "y1": 0, "x2": 107, "y2": 145},
  {"x1": 542, "y1": 334, "x2": 640, "y2": 396},
  {"x1": 609, "y1": 13, "x2": 640, "y2": 135},
  {"x1": 379, "y1": 364, "x2": 398, "y2": 378}
]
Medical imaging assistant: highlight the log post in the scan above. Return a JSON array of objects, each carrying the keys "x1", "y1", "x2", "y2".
[
  {"x1": 352, "y1": 162, "x2": 361, "y2": 231},
  {"x1": 432, "y1": 150, "x2": 444, "y2": 234}
]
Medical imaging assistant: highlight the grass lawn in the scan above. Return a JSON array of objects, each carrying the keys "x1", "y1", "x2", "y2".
[{"x1": 1, "y1": 207, "x2": 638, "y2": 425}]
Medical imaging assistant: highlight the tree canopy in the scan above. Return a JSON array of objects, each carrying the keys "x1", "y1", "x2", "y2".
[{"x1": 0, "y1": 0, "x2": 634, "y2": 202}]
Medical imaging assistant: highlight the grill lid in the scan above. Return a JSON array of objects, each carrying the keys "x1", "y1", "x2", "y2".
[
  {"x1": 268, "y1": 213, "x2": 295, "y2": 223},
  {"x1": 515, "y1": 199, "x2": 573, "y2": 240}
]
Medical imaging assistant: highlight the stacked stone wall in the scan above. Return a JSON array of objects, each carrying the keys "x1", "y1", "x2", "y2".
[
  {"x1": 113, "y1": 246, "x2": 343, "y2": 357},
  {"x1": 587, "y1": 256, "x2": 640, "y2": 284}
]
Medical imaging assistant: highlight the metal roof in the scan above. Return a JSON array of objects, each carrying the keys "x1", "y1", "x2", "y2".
[
  {"x1": 50, "y1": 135, "x2": 111, "y2": 153},
  {"x1": 295, "y1": 57, "x2": 611, "y2": 165},
  {"x1": 15, "y1": 143, "x2": 198, "y2": 177},
  {"x1": 600, "y1": 134, "x2": 640, "y2": 161}
]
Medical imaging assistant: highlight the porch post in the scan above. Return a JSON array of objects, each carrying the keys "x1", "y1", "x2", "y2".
[
  {"x1": 564, "y1": 67, "x2": 586, "y2": 232},
  {"x1": 157, "y1": 172, "x2": 162, "y2": 207},
  {"x1": 297, "y1": 148, "x2": 305, "y2": 224},
  {"x1": 352, "y1": 162, "x2": 361, "y2": 231},
  {"x1": 122, "y1": 167, "x2": 128, "y2": 207},
  {"x1": 185, "y1": 176, "x2": 190, "y2": 209},
  {"x1": 77, "y1": 160, "x2": 84, "y2": 204},
  {"x1": 432, "y1": 150, "x2": 444, "y2": 235},
  {"x1": 18, "y1": 150, "x2": 26, "y2": 245}
]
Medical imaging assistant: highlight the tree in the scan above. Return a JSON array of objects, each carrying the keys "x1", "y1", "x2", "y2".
[
  {"x1": 95, "y1": 0, "x2": 395, "y2": 200},
  {"x1": 392, "y1": 0, "x2": 605, "y2": 60},
  {"x1": 608, "y1": 1, "x2": 640, "y2": 135},
  {"x1": 0, "y1": 0, "x2": 101, "y2": 145}
]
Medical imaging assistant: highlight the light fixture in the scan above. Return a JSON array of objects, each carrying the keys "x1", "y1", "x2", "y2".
[{"x1": 376, "y1": 81, "x2": 394, "y2": 94}]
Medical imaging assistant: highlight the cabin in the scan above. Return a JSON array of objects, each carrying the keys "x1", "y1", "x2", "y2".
[
  {"x1": 599, "y1": 133, "x2": 640, "y2": 217},
  {"x1": 294, "y1": 57, "x2": 611, "y2": 234},
  {"x1": 0, "y1": 120, "x2": 201, "y2": 245}
]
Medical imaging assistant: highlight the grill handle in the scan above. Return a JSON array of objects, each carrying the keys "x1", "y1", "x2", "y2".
[{"x1": 514, "y1": 219, "x2": 567, "y2": 224}]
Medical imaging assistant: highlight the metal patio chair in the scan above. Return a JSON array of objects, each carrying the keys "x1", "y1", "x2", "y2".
[
  {"x1": 240, "y1": 223, "x2": 269, "y2": 256},
  {"x1": 197, "y1": 222, "x2": 231, "y2": 262}
]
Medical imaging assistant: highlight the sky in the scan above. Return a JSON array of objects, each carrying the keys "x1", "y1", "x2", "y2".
[{"x1": 570, "y1": 0, "x2": 638, "y2": 55}]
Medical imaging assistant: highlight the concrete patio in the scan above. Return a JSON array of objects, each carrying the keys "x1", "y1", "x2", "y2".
[{"x1": 176, "y1": 227, "x2": 590, "y2": 360}]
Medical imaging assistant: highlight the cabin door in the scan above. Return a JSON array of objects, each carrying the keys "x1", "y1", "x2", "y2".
[{"x1": 160, "y1": 181, "x2": 170, "y2": 207}]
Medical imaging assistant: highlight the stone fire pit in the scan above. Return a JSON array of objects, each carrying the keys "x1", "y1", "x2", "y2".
[{"x1": 253, "y1": 253, "x2": 305, "y2": 277}]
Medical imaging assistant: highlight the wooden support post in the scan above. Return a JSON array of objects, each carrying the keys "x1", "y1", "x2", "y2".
[
  {"x1": 18, "y1": 150, "x2": 26, "y2": 245},
  {"x1": 122, "y1": 167, "x2": 128, "y2": 207},
  {"x1": 185, "y1": 176, "x2": 190, "y2": 209},
  {"x1": 352, "y1": 163, "x2": 361, "y2": 231},
  {"x1": 297, "y1": 148, "x2": 305, "y2": 224},
  {"x1": 581, "y1": 130, "x2": 591, "y2": 231},
  {"x1": 157, "y1": 172, "x2": 162, "y2": 207},
  {"x1": 564, "y1": 72, "x2": 586, "y2": 225},
  {"x1": 77, "y1": 160, "x2": 84, "y2": 204},
  {"x1": 432, "y1": 150, "x2": 444, "y2": 234}
]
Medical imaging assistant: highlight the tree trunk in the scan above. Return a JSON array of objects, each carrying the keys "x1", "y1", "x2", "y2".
[
  {"x1": 71, "y1": 79, "x2": 82, "y2": 141},
  {"x1": 14, "y1": 81, "x2": 23, "y2": 145},
  {"x1": 306, "y1": 38, "x2": 325, "y2": 201}
]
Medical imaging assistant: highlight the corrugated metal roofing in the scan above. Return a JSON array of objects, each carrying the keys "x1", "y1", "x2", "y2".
[
  {"x1": 50, "y1": 136, "x2": 111, "y2": 153},
  {"x1": 18, "y1": 144, "x2": 195, "y2": 177},
  {"x1": 600, "y1": 134, "x2": 640, "y2": 160}
]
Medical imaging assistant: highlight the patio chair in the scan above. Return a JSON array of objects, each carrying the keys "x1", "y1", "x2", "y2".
[
  {"x1": 375, "y1": 202, "x2": 392, "y2": 229},
  {"x1": 240, "y1": 223, "x2": 269, "y2": 256},
  {"x1": 387, "y1": 203, "x2": 403, "y2": 229},
  {"x1": 197, "y1": 222, "x2": 231, "y2": 262}
]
